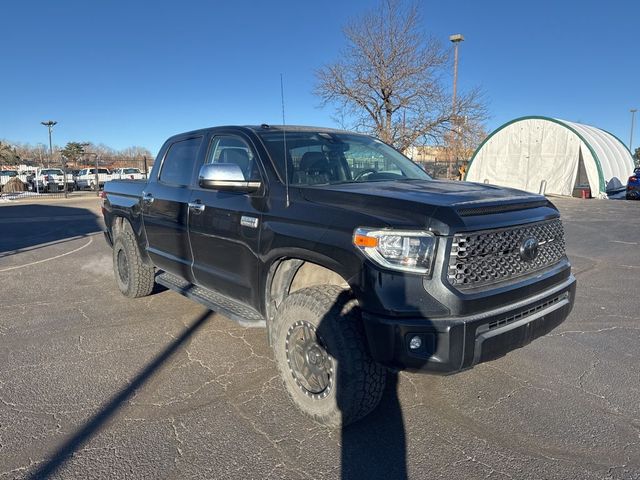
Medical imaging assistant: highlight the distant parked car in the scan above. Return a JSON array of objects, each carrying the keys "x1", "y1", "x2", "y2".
[
  {"x1": 28, "y1": 168, "x2": 74, "y2": 192},
  {"x1": 69, "y1": 170, "x2": 81, "y2": 190},
  {"x1": 626, "y1": 172, "x2": 640, "y2": 200},
  {"x1": 111, "y1": 167, "x2": 146, "y2": 180},
  {"x1": 76, "y1": 168, "x2": 112, "y2": 190}
]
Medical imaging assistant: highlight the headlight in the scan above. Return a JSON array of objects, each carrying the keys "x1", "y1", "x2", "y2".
[{"x1": 353, "y1": 228, "x2": 437, "y2": 275}]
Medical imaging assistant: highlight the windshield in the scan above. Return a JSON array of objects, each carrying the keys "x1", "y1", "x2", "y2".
[
  {"x1": 1, "y1": 171, "x2": 18, "y2": 176},
  {"x1": 123, "y1": 168, "x2": 140, "y2": 174},
  {"x1": 257, "y1": 131, "x2": 431, "y2": 186},
  {"x1": 41, "y1": 169, "x2": 63, "y2": 175}
]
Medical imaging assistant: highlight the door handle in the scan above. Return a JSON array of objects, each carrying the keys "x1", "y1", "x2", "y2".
[
  {"x1": 142, "y1": 193, "x2": 154, "y2": 204},
  {"x1": 188, "y1": 201, "x2": 205, "y2": 214}
]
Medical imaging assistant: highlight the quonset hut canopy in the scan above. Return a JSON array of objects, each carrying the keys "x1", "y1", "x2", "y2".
[{"x1": 465, "y1": 116, "x2": 635, "y2": 198}]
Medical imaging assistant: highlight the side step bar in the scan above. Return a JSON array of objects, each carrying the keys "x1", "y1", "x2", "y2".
[{"x1": 155, "y1": 271, "x2": 266, "y2": 328}]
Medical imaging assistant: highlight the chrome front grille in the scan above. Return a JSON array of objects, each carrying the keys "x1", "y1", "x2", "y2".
[{"x1": 448, "y1": 219, "x2": 566, "y2": 290}]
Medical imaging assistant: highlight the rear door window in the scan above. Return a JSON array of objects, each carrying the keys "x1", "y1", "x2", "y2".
[{"x1": 160, "y1": 137, "x2": 203, "y2": 186}]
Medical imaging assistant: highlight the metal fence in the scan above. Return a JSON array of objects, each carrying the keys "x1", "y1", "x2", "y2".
[
  {"x1": 415, "y1": 159, "x2": 468, "y2": 180},
  {"x1": 0, "y1": 156, "x2": 153, "y2": 200},
  {"x1": 1, "y1": 156, "x2": 466, "y2": 201}
]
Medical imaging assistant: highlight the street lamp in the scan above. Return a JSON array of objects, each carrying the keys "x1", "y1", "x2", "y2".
[
  {"x1": 449, "y1": 34, "x2": 464, "y2": 179},
  {"x1": 630, "y1": 109, "x2": 637, "y2": 152},
  {"x1": 41, "y1": 120, "x2": 57, "y2": 168},
  {"x1": 449, "y1": 34, "x2": 464, "y2": 114}
]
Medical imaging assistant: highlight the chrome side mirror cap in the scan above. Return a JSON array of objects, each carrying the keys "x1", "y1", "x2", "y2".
[{"x1": 198, "y1": 163, "x2": 261, "y2": 193}]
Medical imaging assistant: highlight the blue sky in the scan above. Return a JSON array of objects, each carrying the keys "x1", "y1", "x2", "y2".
[{"x1": 1, "y1": 0, "x2": 638, "y2": 155}]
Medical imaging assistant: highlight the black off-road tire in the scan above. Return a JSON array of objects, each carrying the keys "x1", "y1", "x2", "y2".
[
  {"x1": 112, "y1": 226, "x2": 155, "y2": 298},
  {"x1": 273, "y1": 285, "x2": 386, "y2": 428}
]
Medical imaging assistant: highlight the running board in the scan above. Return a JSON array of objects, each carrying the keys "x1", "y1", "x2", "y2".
[{"x1": 155, "y1": 271, "x2": 266, "y2": 328}]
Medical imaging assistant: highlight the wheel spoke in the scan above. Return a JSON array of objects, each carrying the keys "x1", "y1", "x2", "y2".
[
  {"x1": 310, "y1": 370, "x2": 324, "y2": 390},
  {"x1": 303, "y1": 323, "x2": 313, "y2": 343},
  {"x1": 293, "y1": 343, "x2": 305, "y2": 357},
  {"x1": 308, "y1": 372, "x2": 320, "y2": 390},
  {"x1": 287, "y1": 321, "x2": 331, "y2": 396},
  {"x1": 300, "y1": 360, "x2": 312, "y2": 382}
]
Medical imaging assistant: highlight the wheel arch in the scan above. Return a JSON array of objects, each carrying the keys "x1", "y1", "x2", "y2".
[
  {"x1": 110, "y1": 214, "x2": 153, "y2": 266},
  {"x1": 264, "y1": 254, "x2": 352, "y2": 345}
]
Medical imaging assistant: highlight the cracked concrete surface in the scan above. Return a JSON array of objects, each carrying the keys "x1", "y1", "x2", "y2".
[{"x1": 0, "y1": 197, "x2": 639, "y2": 479}]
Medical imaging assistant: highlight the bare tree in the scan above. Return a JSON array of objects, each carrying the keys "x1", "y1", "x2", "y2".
[
  {"x1": 120, "y1": 146, "x2": 153, "y2": 161},
  {"x1": 315, "y1": 0, "x2": 487, "y2": 152},
  {"x1": 0, "y1": 141, "x2": 19, "y2": 165},
  {"x1": 441, "y1": 117, "x2": 487, "y2": 169}
]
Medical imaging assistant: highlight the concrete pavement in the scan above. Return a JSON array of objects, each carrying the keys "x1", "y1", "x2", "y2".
[{"x1": 0, "y1": 196, "x2": 638, "y2": 479}]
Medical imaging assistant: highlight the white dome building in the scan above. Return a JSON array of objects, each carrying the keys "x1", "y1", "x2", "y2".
[{"x1": 465, "y1": 116, "x2": 635, "y2": 198}]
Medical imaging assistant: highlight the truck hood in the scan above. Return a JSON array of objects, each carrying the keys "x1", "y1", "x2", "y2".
[{"x1": 299, "y1": 180, "x2": 553, "y2": 233}]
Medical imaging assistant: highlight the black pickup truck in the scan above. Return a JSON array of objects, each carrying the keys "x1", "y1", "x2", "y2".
[{"x1": 102, "y1": 125, "x2": 576, "y2": 426}]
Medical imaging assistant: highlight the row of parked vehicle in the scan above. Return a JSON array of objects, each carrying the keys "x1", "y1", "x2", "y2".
[{"x1": 0, "y1": 167, "x2": 147, "y2": 193}]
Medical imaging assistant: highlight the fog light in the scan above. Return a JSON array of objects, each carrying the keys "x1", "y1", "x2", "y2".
[{"x1": 409, "y1": 335, "x2": 422, "y2": 350}]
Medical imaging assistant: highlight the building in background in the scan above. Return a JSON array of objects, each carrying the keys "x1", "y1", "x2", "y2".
[{"x1": 465, "y1": 116, "x2": 635, "y2": 198}]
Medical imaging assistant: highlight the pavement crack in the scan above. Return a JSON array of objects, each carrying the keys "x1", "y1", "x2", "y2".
[
  {"x1": 577, "y1": 358, "x2": 600, "y2": 393},
  {"x1": 170, "y1": 417, "x2": 185, "y2": 461},
  {"x1": 432, "y1": 432, "x2": 515, "y2": 479},
  {"x1": 227, "y1": 377, "x2": 317, "y2": 480},
  {"x1": 76, "y1": 334, "x2": 164, "y2": 355},
  {"x1": 480, "y1": 386, "x2": 527, "y2": 413},
  {"x1": 548, "y1": 326, "x2": 640, "y2": 337},
  {"x1": 0, "y1": 458, "x2": 40, "y2": 479},
  {"x1": 226, "y1": 329, "x2": 275, "y2": 363},
  {"x1": 77, "y1": 307, "x2": 91, "y2": 322}
]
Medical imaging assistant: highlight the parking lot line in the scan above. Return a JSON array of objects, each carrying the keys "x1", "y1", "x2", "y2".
[{"x1": 0, "y1": 235, "x2": 95, "y2": 272}]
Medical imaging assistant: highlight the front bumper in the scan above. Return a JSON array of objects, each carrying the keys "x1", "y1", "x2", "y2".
[{"x1": 362, "y1": 275, "x2": 576, "y2": 374}]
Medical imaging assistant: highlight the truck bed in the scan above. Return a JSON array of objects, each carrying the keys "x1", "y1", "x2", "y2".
[{"x1": 105, "y1": 179, "x2": 147, "y2": 198}]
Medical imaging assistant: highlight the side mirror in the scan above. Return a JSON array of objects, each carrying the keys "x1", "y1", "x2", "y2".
[{"x1": 198, "y1": 163, "x2": 261, "y2": 193}]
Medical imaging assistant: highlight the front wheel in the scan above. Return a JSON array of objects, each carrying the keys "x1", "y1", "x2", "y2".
[
  {"x1": 112, "y1": 227, "x2": 155, "y2": 298},
  {"x1": 273, "y1": 285, "x2": 386, "y2": 428}
]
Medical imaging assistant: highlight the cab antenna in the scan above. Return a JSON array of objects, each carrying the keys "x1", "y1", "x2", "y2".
[{"x1": 280, "y1": 74, "x2": 290, "y2": 207}]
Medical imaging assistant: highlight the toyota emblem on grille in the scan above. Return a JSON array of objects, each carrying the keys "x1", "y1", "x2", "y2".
[{"x1": 519, "y1": 237, "x2": 539, "y2": 262}]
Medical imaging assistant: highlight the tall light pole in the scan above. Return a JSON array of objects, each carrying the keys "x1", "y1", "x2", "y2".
[
  {"x1": 41, "y1": 120, "x2": 57, "y2": 168},
  {"x1": 450, "y1": 34, "x2": 464, "y2": 114},
  {"x1": 630, "y1": 109, "x2": 637, "y2": 152},
  {"x1": 449, "y1": 34, "x2": 464, "y2": 179}
]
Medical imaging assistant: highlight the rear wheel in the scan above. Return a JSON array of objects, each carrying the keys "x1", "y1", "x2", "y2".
[
  {"x1": 273, "y1": 285, "x2": 386, "y2": 427},
  {"x1": 112, "y1": 225, "x2": 155, "y2": 298}
]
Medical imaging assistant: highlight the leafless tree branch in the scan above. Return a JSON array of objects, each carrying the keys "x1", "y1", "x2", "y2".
[{"x1": 315, "y1": 0, "x2": 488, "y2": 152}]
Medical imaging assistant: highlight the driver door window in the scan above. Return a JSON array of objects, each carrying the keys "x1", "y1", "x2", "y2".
[{"x1": 207, "y1": 136, "x2": 260, "y2": 181}]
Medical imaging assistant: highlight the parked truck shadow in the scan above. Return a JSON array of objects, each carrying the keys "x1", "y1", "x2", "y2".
[
  {"x1": 26, "y1": 310, "x2": 212, "y2": 480},
  {"x1": 339, "y1": 371, "x2": 408, "y2": 479},
  {"x1": 316, "y1": 289, "x2": 436, "y2": 480},
  {"x1": 0, "y1": 203, "x2": 103, "y2": 256}
]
